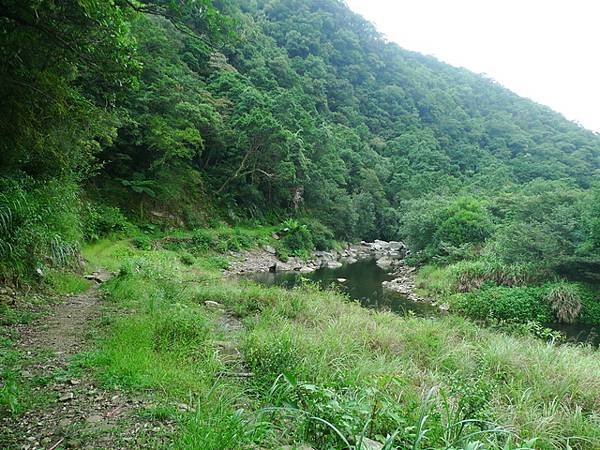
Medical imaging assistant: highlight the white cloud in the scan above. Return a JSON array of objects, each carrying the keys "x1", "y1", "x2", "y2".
[{"x1": 346, "y1": 0, "x2": 600, "y2": 132}]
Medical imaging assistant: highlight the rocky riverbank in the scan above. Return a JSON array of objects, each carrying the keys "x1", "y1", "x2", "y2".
[
  {"x1": 226, "y1": 239, "x2": 429, "y2": 303},
  {"x1": 226, "y1": 239, "x2": 407, "y2": 274},
  {"x1": 381, "y1": 264, "x2": 424, "y2": 302}
]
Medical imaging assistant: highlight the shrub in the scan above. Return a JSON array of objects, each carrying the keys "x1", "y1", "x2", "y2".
[
  {"x1": 450, "y1": 282, "x2": 600, "y2": 326},
  {"x1": 303, "y1": 218, "x2": 335, "y2": 251},
  {"x1": 180, "y1": 252, "x2": 195, "y2": 266},
  {"x1": 450, "y1": 285, "x2": 553, "y2": 323},
  {"x1": 280, "y1": 219, "x2": 314, "y2": 256},
  {"x1": 433, "y1": 198, "x2": 493, "y2": 249},
  {"x1": 216, "y1": 229, "x2": 254, "y2": 252},
  {"x1": 275, "y1": 244, "x2": 289, "y2": 262},
  {"x1": 132, "y1": 235, "x2": 151, "y2": 250},
  {"x1": 82, "y1": 202, "x2": 131, "y2": 241},
  {"x1": 200, "y1": 255, "x2": 230, "y2": 270},
  {"x1": 485, "y1": 222, "x2": 571, "y2": 266},
  {"x1": 576, "y1": 285, "x2": 600, "y2": 325},
  {"x1": 401, "y1": 196, "x2": 493, "y2": 262},
  {"x1": 191, "y1": 229, "x2": 214, "y2": 251}
]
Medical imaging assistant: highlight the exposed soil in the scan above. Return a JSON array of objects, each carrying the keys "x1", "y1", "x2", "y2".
[{"x1": 0, "y1": 270, "x2": 173, "y2": 450}]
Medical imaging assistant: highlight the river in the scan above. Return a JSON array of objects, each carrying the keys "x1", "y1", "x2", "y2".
[{"x1": 248, "y1": 259, "x2": 600, "y2": 346}]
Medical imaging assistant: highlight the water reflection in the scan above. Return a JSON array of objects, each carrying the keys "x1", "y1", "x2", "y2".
[{"x1": 247, "y1": 259, "x2": 438, "y2": 317}]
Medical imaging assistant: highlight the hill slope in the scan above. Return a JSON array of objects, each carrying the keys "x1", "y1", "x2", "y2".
[{"x1": 1, "y1": 0, "x2": 599, "y2": 279}]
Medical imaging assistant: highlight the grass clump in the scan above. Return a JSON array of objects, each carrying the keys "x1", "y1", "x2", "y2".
[
  {"x1": 547, "y1": 283, "x2": 583, "y2": 324},
  {"x1": 132, "y1": 234, "x2": 152, "y2": 250},
  {"x1": 179, "y1": 252, "x2": 195, "y2": 266},
  {"x1": 233, "y1": 282, "x2": 600, "y2": 449},
  {"x1": 0, "y1": 176, "x2": 82, "y2": 284},
  {"x1": 152, "y1": 306, "x2": 210, "y2": 355},
  {"x1": 82, "y1": 238, "x2": 136, "y2": 272},
  {"x1": 44, "y1": 270, "x2": 90, "y2": 295}
]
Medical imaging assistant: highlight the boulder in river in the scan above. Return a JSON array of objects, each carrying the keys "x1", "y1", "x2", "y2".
[
  {"x1": 375, "y1": 256, "x2": 395, "y2": 271},
  {"x1": 325, "y1": 260, "x2": 343, "y2": 269}
]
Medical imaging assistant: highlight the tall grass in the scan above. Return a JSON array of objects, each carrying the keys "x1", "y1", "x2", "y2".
[
  {"x1": 0, "y1": 176, "x2": 82, "y2": 283},
  {"x1": 546, "y1": 283, "x2": 582, "y2": 324},
  {"x1": 82, "y1": 246, "x2": 600, "y2": 449}
]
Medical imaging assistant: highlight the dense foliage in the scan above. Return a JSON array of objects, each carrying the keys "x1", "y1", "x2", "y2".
[{"x1": 1, "y1": 0, "x2": 600, "y2": 293}]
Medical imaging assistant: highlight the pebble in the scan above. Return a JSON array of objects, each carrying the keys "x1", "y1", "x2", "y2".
[
  {"x1": 87, "y1": 414, "x2": 104, "y2": 424},
  {"x1": 59, "y1": 392, "x2": 74, "y2": 402},
  {"x1": 204, "y1": 300, "x2": 225, "y2": 309},
  {"x1": 59, "y1": 418, "x2": 72, "y2": 427}
]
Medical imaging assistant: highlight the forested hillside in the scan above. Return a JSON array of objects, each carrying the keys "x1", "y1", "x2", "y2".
[{"x1": 2, "y1": 0, "x2": 600, "y2": 282}]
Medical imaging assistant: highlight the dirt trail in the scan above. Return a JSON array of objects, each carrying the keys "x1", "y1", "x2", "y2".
[{"x1": 1, "y1": 270, "x2": 165, "y2": 450}]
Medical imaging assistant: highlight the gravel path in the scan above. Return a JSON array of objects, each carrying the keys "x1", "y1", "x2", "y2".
[{"x1": 0, "y1": 270, "x2": 169, "y2": 450}]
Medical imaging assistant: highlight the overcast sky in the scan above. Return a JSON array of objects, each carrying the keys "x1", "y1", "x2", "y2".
[{"x1": 345, "y1": 0, "x2": 600, "y2": 133}]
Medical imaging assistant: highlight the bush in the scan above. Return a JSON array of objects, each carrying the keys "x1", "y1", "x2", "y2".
[
  {"x1": 577, "y1": 285, "x2": 600, "y2": 325},
  {"x1": 280, "y1": 219, "x2": 314, "y2": 256},
  {"x1": 303, "y1": 218, "x2": 335, "y2": 251},
  {"x1": 451, "y1": 282, "x2": 600, "y2": 325},
  {"x1": 82, "y1": 202, "x2": 131, "y2": 241},
  {"x1": 401, "y1": 196, "x2": 492, "y2": 262},
  {"x1": 450, "y1": 285, "x2": 553, "y2": 323},
  {"x1": 180, "y1": 252, "x2": 195, "y2": 266},
  {"x1": 191, "y1": 229, "x2": 214, "y2": 251},
  {"x1": 216, "y1": 229, "x2": 254, "y2": 253},
  {"x1": 275, "y1": 244, "x2": 289, "y2": 262},
  {"x1": 485, "y1": 222, "x2": 571, "y2": 266},
  {"x1": 132, "y1": 235, "x2": 152, "y2": 250},
  {"x1": 200, "y1": 255, "x2": 230, "y2": 270},
  {"x1": 433, "y1": 198, "x2": 493, "y2": 249}
]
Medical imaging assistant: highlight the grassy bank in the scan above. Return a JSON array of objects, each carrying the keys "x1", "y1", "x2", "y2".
[
  {"x1": 69, "y1": 239, "x2": 600, "y2": 449},
  {"x1": 415, "y1": 261, "x2": 600, "y2": 330}
]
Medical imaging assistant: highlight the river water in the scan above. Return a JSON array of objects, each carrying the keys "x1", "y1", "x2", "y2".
[{"x1": 248, "y1": 259, "x2": 600, "y2": 346}]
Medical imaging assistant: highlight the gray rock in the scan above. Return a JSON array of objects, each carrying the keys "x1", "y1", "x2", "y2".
[
  {"x1": 299, "y1": 267, "x2": 315, "y2": 273},
  {"x1": 58, "y1": 418, "x2": 72, "y2": 428},
  {"x1": 204, "y1": 300, "x2": 225, "y2": 310},
  {"x1": 389, "y1": 241, "x2": 404, "y2": 250},
  {"x1": 375, "y1": 257, "x2": 394, "y2": 271},
  {"x1": 325, "y1": 261, "x2": 343, "y2": 269},
  {"x1": 263, "y1": 245, "x2": 276, "y2": 255},
  {"x1": 86, "y1": 414, "x2": 104, "y2": 424},
  {"x1": 58, "y1": 392, "x2": 74, "y2": 402},
  {"x1": 358, "y1": 437, "x2": 384, "y2": 450}
]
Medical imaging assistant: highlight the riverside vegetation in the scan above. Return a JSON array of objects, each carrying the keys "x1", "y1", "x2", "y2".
[{"x1": 1, "y1": 0, "x2": 600, "y2": 448}]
